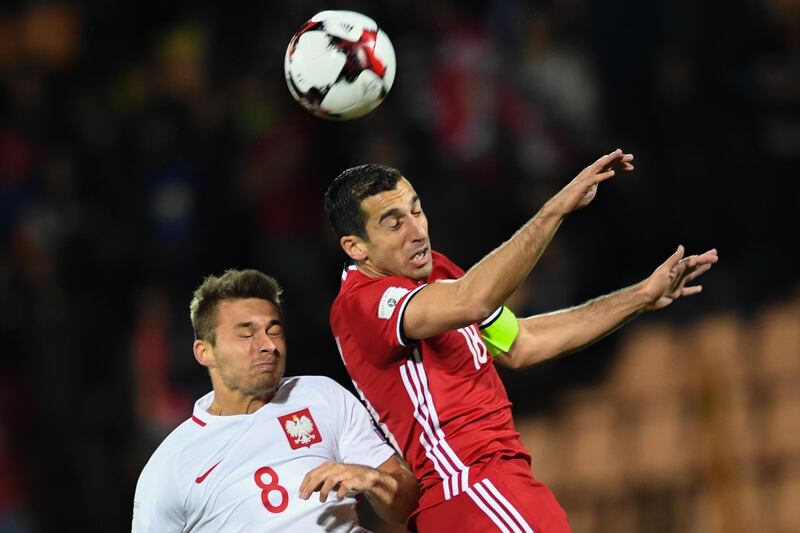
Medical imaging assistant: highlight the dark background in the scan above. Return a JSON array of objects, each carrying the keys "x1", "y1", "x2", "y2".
[{"x1": 0, "y1": 0, "x2": 796, "y2": 531}]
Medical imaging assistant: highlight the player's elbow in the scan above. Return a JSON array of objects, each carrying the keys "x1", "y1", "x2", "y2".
[
  {"x1": 464, "y1": 303, "x2": 497, "y2": 326},
  {"x1": 500, "y1": 326, "x2": 565, "y2": 369},
  {"x1": 450, "y1": 283, "x2": 497, "y2": 325},
  {"x1": 376, "y1": 471, "x2": 419, "y2": 525},
  {"x1": 502, "y1": 344, "x2": 562, "y2": 369},
  {"x1": 394, "y1": 475, "x2": 420, "y2": 524}
]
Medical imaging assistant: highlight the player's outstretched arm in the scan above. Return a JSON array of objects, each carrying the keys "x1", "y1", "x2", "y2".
[
  {"x1": 495, "y1": 245, "x2": 719, "y2": 369},
  {"x1": 299, "y1": 455, "x2": 419, "y2": 525},
  {"x1": 404, "y1": 149, "x2": 635, "y2": 341}
]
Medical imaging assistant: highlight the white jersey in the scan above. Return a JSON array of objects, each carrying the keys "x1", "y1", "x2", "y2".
[{"x1": 132, "y1": 376, "x2": 395, "y2": 532}]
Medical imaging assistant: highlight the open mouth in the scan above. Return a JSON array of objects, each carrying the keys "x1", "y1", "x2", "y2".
[{"x1": 409, "y1": 247, "x2": 429, "y2": 268}]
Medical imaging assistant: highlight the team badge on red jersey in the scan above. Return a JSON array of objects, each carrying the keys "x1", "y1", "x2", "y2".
[
  {"x1": 278, "y1": 408, "x2": 322, "y2": 449},
  {"x1": 378, "y1": 286, "x2": 410, "y2": 319}
]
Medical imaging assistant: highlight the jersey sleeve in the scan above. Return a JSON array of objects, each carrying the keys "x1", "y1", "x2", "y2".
[
  {"x1": 132, "y1": 452, "x2": 185, "y2": 532},
  {"x1": 342, "y1": 277, "x2": 427, "y2": 355},
  {"x1": 326, "y1": 379, "x2": 396, "y2": 468}
]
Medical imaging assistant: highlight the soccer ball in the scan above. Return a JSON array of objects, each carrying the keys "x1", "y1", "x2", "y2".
[{"x1": 284, "y1": 10, "x2": 396, "y2": 120}]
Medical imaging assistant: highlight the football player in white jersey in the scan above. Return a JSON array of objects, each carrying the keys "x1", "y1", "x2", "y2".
[{"x1": 132, "y1": 269, "x2": 419, "y2": 532}]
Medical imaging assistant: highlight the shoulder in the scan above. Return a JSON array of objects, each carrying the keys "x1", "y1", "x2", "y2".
[
  {"x1": 149, "y1": 418, "x2": 198, "y2": 457},
  {"x1": 135, "y1": 418, "x2": 198, "y2": 499},
  {"x1": 133, "y1": 420, "x2": 200, "y2": 528},
  {"x1": 139, "y1": 418, "x2": 198, "y2": 472},
  {"x1": 341, "y1": 277, "x2": 419, "y2": 308},
  {"x1": 280, "y1": 375, "x2": 350, "y2": 400},
  {"x1": 337, "y1": 268, "x2": 419, "y2": 303},
  {"x1": 334, "y1": 274, "x2": 419, "y2": 323},
  {"x1": 276, "y1": 376, "x2": 360, "y2": 425}
]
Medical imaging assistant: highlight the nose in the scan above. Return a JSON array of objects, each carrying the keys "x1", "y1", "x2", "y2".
[
  {"x1": 256, "y1": 331, "x2": 277, "y2": 353},
  {"x1": 406, "y1": 215, "x2": 427, "y2": 241}
]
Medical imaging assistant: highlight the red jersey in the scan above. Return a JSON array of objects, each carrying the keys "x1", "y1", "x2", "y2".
[{"x1": 330, "y1": 250, "x2": 531, "y2": 515}]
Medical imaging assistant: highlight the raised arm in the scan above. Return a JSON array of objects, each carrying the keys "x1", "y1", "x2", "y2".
[
  {"x1": 495, "y1": 245, "x2": 719, "y2": 369},
  {"x1": 299, "y1": 455, "x2": 419, "y2": 524},
  {"x1": 404, "y1": 149, "x2": 635, "y2": 340}
]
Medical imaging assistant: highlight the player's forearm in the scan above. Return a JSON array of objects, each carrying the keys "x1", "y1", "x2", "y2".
[
  {"x1": 365, "y1": 468, "x2": 419, "y2": 524},
  {"x1": 457, "y1": 204, "x2": 564, "y2": 320},
  {"x1": 503, "y1": 281, "x2": 651, "y2": 368}
]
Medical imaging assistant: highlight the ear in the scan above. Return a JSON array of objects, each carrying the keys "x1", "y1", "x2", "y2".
[
  {"x1": 194, "y1": 339, "x2": 214, "y2": 367},
  {"x1": 340, "y1": 235, "x2": 368, "y2": 262}
]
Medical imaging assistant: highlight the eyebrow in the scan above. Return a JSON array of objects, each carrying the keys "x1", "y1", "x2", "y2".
[
  {"x1": 233, "y1": 319, "x2": 282, "y2": 329},
  {"x1": 378, "y1": 195, "x2": 419, "y2": 225}
]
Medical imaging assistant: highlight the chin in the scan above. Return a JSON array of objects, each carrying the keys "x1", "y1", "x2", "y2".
[
  {"x1": 250, "y1": 375, "x2": 281, "y2": 394},
  {"x1": 410, "y1": 263, "x2": 433, "y2": 280}
]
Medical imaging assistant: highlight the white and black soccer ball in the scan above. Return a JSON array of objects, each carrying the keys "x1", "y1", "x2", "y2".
[{"x1": 284, "y1": 10, "x2": 396, "y2": 120}]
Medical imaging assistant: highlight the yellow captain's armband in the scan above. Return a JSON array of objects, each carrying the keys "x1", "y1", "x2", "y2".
[{"x1": 479, "y1": 306, "x2": 519, "y2": 358}]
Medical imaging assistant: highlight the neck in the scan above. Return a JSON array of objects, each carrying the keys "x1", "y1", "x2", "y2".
[
  {"x1": 356, "y1": 259, "x2": 392, "y2": 279},
  {"x1": 356, "y1": 263, "x2": 381, "y2": 278},
  {"x1": 209, "y1": 388, "x2": 277, "y2": 416}
]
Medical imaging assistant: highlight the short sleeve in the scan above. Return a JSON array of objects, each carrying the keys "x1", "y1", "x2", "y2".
[
  {"x1": 328, "y1": 380, "x2": 396, "y2": 468},
  {"x1": 132, "y1": 454, "x2": 185, "y2": 532},
  {"x1": 343, "y1": 277, "x2": 427, "y2": 351}
]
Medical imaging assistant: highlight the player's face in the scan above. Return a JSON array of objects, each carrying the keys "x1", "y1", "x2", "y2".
[
  {"x1": 209, "y1": 298, "x2": 287, "y2": 399},
  {"x1": 359, "y1": 178, "x2": 432, "y2": 281}
]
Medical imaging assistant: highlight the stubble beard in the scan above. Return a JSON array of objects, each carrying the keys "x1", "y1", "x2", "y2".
[
  {"x1": 244, "y1": 370, "x2": 281, "y2": 398},
  {"x1": 216, "y1": 365, "x2": 281, "y2": 400}
]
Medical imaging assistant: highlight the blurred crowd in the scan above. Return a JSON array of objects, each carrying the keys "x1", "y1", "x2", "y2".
[{"x1": 0, "y1": 0, "x2": 797, "y2": 531}]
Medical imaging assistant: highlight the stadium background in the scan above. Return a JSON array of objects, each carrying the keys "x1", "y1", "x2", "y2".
[{"x1": 0, "y1": 1, "x2": 797, "y2": 531}]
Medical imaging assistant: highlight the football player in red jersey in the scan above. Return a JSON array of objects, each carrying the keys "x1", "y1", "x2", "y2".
[{"x1": 324, "y1": 149, "x2": 718, "y2": 532}]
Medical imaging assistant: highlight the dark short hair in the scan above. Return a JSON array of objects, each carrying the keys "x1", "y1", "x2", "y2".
[
  {"x1": 190, "y1": 269, "x2": 282, "y2": 345},
  {"x1": 324, "y1": 163, "x2": 403, "y2": 240}
]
